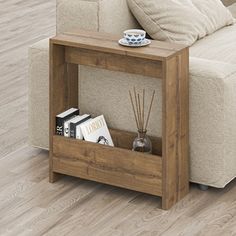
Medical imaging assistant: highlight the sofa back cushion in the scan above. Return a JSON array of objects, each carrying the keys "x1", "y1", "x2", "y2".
[
  {"x1": 127, "y1": 0, "x2": 235, "y2": 45},
  {"x1": 57, "y1": 0, "x2": 139, "y2": 35}
]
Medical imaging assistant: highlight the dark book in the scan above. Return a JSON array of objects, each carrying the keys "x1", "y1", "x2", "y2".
[
  {"x1": 69, "y1": 114, "x2": 91, "y2": 139},
  {"x1": 56, "y1": 108, "x2": 80, "y2": 136}
]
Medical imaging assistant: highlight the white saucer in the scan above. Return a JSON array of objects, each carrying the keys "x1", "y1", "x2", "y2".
[{"x1": 118, "y1": 38, "x2": 151, "y2": 47}]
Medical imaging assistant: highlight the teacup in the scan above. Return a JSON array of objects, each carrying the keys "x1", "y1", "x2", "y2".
[{"x1": 124, "y1": 29, "x2": 146, "y2": 45}]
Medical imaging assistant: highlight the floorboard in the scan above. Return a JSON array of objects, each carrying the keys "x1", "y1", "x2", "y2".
[
  {"x1": 0, "y1": 0, "x2": 55, "y2": 157},
  {"x1": 0, "y1": 1, "x2": 236, "y2": 236},
  {"x1": 0, "y1": 147, "x2": 235, "y2": 236}
]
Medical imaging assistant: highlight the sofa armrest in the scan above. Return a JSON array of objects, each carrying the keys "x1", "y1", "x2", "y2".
[
  {"x1": 56, "y1": 0, "x2": 139, "y2": 35},
  {"x1": 28, "y1": 38, "x2": 50, "y2": 150},
  {"x1": 189, "y1": 57, "x2": 236, "y2": 187},
  {"x1": 189, "y1": 56, "x2": 236, "y2": 79}
]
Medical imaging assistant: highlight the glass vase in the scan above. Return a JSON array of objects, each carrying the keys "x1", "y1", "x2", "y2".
[{"x1": 132, "y1": 130, "x2": 152, "y2": 154}]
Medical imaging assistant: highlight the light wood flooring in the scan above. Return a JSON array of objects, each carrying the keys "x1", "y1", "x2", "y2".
[
  {"x1": 0, "y1": 1, "x2": 236, "y2": 236},
  {"x1": 0, "y1": 0, "x2": 56, "y2": 157},
  {"x1": 0, "y1": 146, "x2": 236, "y2": 236}
]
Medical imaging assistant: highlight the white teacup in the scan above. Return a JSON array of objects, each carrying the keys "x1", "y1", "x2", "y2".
[{"x1": 124, "y1": 29, "x2": 146, "y2": 45}]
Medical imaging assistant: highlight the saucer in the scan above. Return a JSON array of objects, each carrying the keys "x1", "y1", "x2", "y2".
[{"x1": 118, "y1": 38, "x2": 151, "y2": 47}]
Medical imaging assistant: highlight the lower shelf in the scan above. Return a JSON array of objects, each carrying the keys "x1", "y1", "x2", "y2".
[{"x1": 52, "y1": 128, "x2": 163, "y2": 196}]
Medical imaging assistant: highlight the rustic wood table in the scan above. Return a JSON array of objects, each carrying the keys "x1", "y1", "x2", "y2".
[{"x1": 49, "y1": 30, "x2": 189, "y2": 210}]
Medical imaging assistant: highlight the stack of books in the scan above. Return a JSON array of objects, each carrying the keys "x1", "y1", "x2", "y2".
[{"x1": 56, "y1": 108, "x2": 114, "y2": 146}]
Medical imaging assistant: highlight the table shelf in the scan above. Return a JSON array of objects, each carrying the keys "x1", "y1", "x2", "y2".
[{"x1": 52, "y1": 132, "x2": 162, "y2": 196}]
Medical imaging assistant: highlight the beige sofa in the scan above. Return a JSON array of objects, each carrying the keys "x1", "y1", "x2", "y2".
[{"x1": 29, "y1": 0, "x2": 236, "y2": 188}]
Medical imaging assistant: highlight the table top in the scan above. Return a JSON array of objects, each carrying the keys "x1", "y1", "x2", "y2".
[{"x1": 50, "y1": 30, "x2": 187, "y2": 61}]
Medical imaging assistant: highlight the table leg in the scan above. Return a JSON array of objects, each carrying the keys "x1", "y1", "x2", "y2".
[
  {"x1": 162, "y1": 49, "x2": 189, "y2": 210},
  {"x1": 49, "y1": 42, "x2": 78, "y2": 182}
]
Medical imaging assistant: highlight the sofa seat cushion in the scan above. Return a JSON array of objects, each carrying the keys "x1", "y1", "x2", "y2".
[
  {"x1": 190, "y1": 24, "x2": 236, "y2": 64},
  {"x1": 127, "y1": 0, "x2": 234, "y2": 46}
]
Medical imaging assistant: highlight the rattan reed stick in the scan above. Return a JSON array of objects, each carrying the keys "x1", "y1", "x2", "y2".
[
  {"x1": 142, "y1": 89, "x2": 145, "y2": 131},
  {"x1": 138, "y1": 93, "x2": 142, "y2": 131},
  {"x1": 129, "y1": 90, "x2": 139, "y2": 129},
  {"x1": 133, "y1": 87, "x2": 141, "y2": 130},
  {"x1": 144, "y1": 90, "x2": 155, "y2": 131}
]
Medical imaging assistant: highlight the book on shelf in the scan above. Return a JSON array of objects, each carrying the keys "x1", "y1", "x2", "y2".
[
  {"x1": 69, "y1": 114, "x2": 92, "y2": 139},
  {"x1": 80, "y1": 115, "x2": 114, "y2": 146},
  {"x1": 56, "y1": 108, "x2": 79, "y2": 136}
]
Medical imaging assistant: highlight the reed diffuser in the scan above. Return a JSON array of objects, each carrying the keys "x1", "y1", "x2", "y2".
[{"x1": 129, "y1": 87, "x2": 155, "y2": 153}]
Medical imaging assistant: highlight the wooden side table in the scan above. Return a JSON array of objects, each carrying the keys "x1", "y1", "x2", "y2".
[{"x1": 49, "y1": 30, "x2": 189, "y2": 210}]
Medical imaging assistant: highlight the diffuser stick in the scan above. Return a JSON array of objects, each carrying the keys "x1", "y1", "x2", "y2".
[
  {"x1": 129, "y1": 90, "x2": 139, "y2": 129},
  {"x1": 145, "y1": 90, "x2": 155, "y2": 131},
  {"x1": 134, "y1": 87, "x2": 141, "y2": 130}
]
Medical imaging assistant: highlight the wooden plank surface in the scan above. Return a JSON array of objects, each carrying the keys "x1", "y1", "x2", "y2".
[
  {"x1": 51, "y1": 30, "x2": 186, "y2": 61},
  {"x1": 65, "y1": 47, "x2": 163, "y2": 78},
  {"x1": 162, "y1": 56, "x2": 178, "y2": 209},
  {"x1": 177, "y1": 48, "x2": 189, "y2": 200},
  {"x1": 1, "y1": 146, "x2": 236, "y2": 236},
  {"x1": 53, "y1": 135, "x2": 163, "y2": 196},
  {"x1": 161, "y1": 49, "x2": 189, "y2": 209},
  {"x1": 110, "y1": 128, "x2": 162, "y2": 156},
  {"x1": 49, "y1": 43, "x2": 78, "y2": 182},
  {"x1": 0, "y1": 0, "x2": 55, "y2": 157}
]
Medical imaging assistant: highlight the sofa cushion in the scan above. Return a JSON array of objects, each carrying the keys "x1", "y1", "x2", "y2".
[
  {"x1": 127, "y1": 0, "x2": 235, "y2": 45},
  {"x1": 190, "y1": 24, "x2": 236, "y2": 64}
]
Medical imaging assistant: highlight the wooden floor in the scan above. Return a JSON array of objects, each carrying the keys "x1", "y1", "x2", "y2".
[
  {"x1": 0, "y1": 0, "x2": 56, "y2": 157},
  {"x1": 0, "y1": 147, "x2": 235, "y2": 236},
  {"x1": 0, "y1": 1, "x2": 236, "y2": 236}
]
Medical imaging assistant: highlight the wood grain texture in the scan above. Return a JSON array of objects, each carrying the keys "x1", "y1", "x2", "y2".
[
  {"x1": 1, "y1": 0, "x2": 236, "y2": 234},
  {"x1": 0, "y1": 0, "x2": 55, "y2": 158},
  {"x1": 53, "y1": 134, "x2": 162, "y2": 196},
  {"x1": 110, "y1": 128, "x2": 162, "y2": 155},
  {"x1": 50, "y1": 31, "x2": 189, "y2": 209},
  {"x1": 65, "y1": 47, "x2": 163, "y2": 78},
  {"x1": 52, "y1": 30, "x2": 186, "y2": 61},
  {"x1": 49, "y1": 43, "x2": 78, "y2": 182},
  {"x1": 0, "y1": 146, "x2": 236, "y2": 235},
  {"x1": 161, "y1": 49, "x2": 189, "y2": 210}
]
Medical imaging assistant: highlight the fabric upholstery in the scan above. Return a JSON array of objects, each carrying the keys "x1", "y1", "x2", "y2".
[
  {"x1": 29, "y1": 38, "x2": 50, "y2": 149},
  {"x1": 57, "y1": 0, "x2": 139, "y2": 35},
  {"x1": 127, "y1": 0, "x2": 235, "y2": 45},
  {"x1": 28, "y1": 0, "x2": 236, "y2": 188},
  {"x1": 227, "y1": 3, "x2": 236, "y2": 17}
]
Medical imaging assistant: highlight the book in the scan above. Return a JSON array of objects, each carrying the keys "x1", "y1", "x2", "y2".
[
  {"x1": 80, "y1": 115, "x2": 114, "y2": 146},
  {"x1": 56, "y1": 108, "x2": 80, "y2": 136},
  {"x1": 69, "y1": 114, "x2": 92, "y2": 139},
  {"x1": 64, "y1": 116, "x2": 79, "y2": 137}
]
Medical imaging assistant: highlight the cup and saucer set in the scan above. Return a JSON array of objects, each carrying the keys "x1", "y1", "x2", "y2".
[{"x1": 118, "y1": 29, "x2": 151, "y2": 47}]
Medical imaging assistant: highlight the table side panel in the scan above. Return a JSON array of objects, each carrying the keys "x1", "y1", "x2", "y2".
[
  {"x1": 49, "y1": 42, "x2": 78, "y2": 182},
  {"x1": 162, "y1": 49, "x2": 189, "y2": 209},
  {"x1": 162, "y1": 56, "x2": 178, "y2": 209},
  {"x1": 53, "y1": 135, "x2": 163, "y2": 196},
  {"x1": 177, "y1": 48, "x2": 189, "y2": 199}
]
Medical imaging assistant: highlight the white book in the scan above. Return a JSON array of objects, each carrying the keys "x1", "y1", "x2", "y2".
[
  {"x1": 75, "y1": 118, "x2": 93, "y2": 140},
  {"x1": 80, "y1": 115, "x2": 114, "y2": 146},
  {"x1": 57, "y1": 108, "x2": 78, "y2": 118}
]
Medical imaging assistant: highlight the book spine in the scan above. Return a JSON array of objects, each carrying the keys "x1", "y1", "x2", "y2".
[
  {"x1": 64, "y1": 121, "x2": 70, "y2": 137},
  {"x1": 70, "y1": 123, "x2": 76, "y2": 138},
  {"x1": 56, "y1": 117, "x2": 64, "y2": 136},
  {"x1": 76, "y1": 125, "x2": 83, "y2": 140}
]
